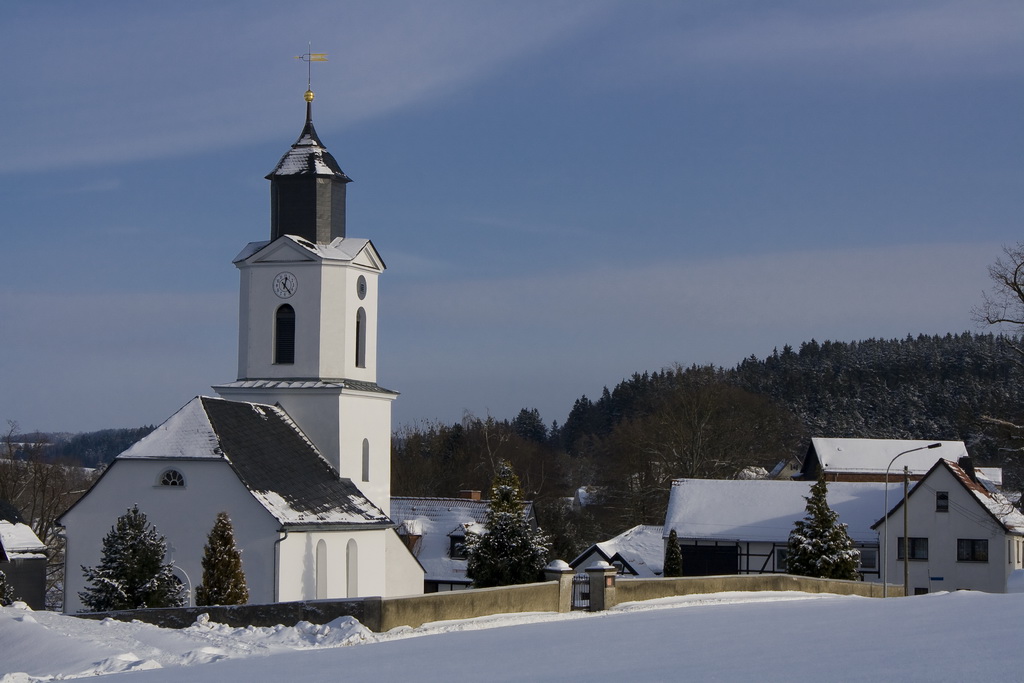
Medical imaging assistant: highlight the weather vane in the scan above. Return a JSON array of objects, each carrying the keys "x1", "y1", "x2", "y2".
[{"x1": 295, "y1": 42, "x2": 328, "y2": 100}]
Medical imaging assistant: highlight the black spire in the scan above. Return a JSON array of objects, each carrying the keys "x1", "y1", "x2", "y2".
[{"x1": 266, "y1": 90, "x2": 351, "y2": 244}]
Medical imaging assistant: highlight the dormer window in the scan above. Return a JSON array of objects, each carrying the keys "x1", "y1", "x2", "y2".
[
  {"x1": 449, "y1": 535, "x2": 467, "y2": 560},
  {"x1": 159, "y1": 469, "x2": 185, "y2": 487}
]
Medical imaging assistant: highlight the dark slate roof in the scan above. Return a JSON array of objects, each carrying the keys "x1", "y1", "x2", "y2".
[
  {"x1": 266, "y1": 103, "x2": 351, "y2": 181},
  {"x1": 117, "y1": 396, "x2": 390, "y2": 528}
]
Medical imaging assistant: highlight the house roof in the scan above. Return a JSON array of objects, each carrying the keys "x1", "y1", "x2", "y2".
[
  {"x1": 115, "y1": 396, "x2": 390, "y2": 529},
  {"x1": 570, "y1": 524, "x2": 665, "y2": 577},
  {"x1": 664, "y1": 478, "x2": 891, "y2": 544},
  {"x1": 873, "y1": 459, "x2": 1024, "y2": 535},
  {"x1": 0, "y1": 502, "x2": 46, "y2": 561},
  {"x1": 804, "y1": 438, "x2": 970, "y2": 477},
  {"x1": 390, "y1": 497, "x2": 534, "y2": 584}
]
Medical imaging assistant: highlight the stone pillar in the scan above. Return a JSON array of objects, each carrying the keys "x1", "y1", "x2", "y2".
[
  {"x1": 586, "y1": 561, "x2": 617, "y2": 612},
  {"x1": 544, "y1": 559, "x2": 574, "y2": 613}
]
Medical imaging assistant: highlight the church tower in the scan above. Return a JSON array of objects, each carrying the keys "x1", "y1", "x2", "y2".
[{"x1": 215, "y1": 88, "x2": 396, "y2": 515}]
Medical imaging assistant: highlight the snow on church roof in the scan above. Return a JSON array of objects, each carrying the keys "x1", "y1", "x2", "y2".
[
  {"x1": 232, "y1": 235, "x2": 380, "y2": 267},
  {"x1": 117, "y1": 397, "x2": 390, "y2": 528},
  {"x1": 664, "y1": 478, "x2": 891, "y2": 544}
]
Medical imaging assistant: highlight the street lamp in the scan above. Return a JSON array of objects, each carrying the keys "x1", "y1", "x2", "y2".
[{"x1": 882, "y1": 442, "x2": 941, "y2": 597}]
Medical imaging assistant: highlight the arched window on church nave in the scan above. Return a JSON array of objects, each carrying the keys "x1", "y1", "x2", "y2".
[
  {"x1": 315, "y1": 539, "x2": 328, "y2": 599},
  {"x1": 158, "y1": 468, "x2": 185, "y2": 487},
  {"x1": 361, "y1": 439, "x2": 370, "y2": 482},
  {"x1": 346, "y1": 539, "x2": 358, "y2": 598},
  {"x1": 355, "y1": 307, "x2": 366, "y2": 368},
  {"x1": 275, "y1": 304, "x2": 295, "y2": 364}
]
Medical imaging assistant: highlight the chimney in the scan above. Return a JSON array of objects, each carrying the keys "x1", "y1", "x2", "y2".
[
  {"x1": 958, "y1": 456, "x2": 978, "y2": 483},
  {"x1": 459, "y1": 490, "x2": 482, "y2": 501}
]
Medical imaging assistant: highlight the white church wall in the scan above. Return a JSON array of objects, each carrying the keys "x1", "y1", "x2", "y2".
[
  {"x1": 62, "y1": 459, "x2": 280, "y2": 613},
  {"x1": 276, "y1": 528, "x2": 390, "y2": 601}
]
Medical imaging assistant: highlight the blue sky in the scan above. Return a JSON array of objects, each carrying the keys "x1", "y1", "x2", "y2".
[{"x1": 2, "y1": 1, "x2": 1022, "y2": 434}]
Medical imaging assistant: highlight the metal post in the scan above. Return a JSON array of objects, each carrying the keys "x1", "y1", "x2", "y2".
[
  {"x1": 903, "y1": 466, "x2": 910, "y2": 596},
  {"x1": 882, "y1": 442, "x2": 941, "y2": 598}
]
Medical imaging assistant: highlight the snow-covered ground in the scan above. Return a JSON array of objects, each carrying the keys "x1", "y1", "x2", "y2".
[{"x1": 2, "y1": 590, "x2": 1020, "y2": 681}]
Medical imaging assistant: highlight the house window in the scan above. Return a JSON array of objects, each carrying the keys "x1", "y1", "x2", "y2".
[
  {"x1": 859, "y1": 548, "x2": 877, "y2": 570},
  {"x1": 957, "y1": 539, "x2": 989, "y2": 562},
  {"x1": 775, "y1": 548, "x2": 788, "y2": 571},
  {"x1": 449, "y1": 535, "x2": 467, "y2": 560},
  {"x1": 936, "y1": 491, "x2": 949, "y2": 512},
  {"x1": 897, "y1": 537, "x2": 928, "y2": 561},
  {"x1": 159, "y1": 469, "x2": 185, "y2": 487},
  {"x1": 275, "y1": 305, "x2": 295, "y2": 364},
  {"x1": 914, "y1": 587, "x2": 929, "y2": 596},
  {"x1": 355, "y1": 308, "x2": 366, "y2": 368}
]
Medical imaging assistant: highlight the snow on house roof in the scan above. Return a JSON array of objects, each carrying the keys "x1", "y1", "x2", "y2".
[
  {"x1": 0, "y1": 519, "x2": 46, "y2": 560},
  {"x1": 806, "y1": 438, "x2": 970, "y2": 476},
  {"x1": 391, "y1": 497, "x2": 534, "y2": 584},
  {"x1": 664, "y1": 478, "x2": 891, "y2": 544},
  {"x1": 116, "y1": 397, "x2": 389, "y2": 528},
  {"x1": 589, "y1": 525, "x2": 665, "y2": 577}
]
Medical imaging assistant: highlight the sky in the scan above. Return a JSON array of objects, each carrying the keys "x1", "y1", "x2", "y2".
[
  {"x1": 3, "y1": 590, "x2": 1023, "y2": 680},
  {"x1": 2, "y1": 1, "x2": 1023, "y2": 434}
]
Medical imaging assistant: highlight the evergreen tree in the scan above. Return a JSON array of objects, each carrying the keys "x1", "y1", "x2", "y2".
[
  {"x1": 0, "y1": 569, "x2": 17, "y2": 606},
  {"x1": 786, "y1": 475, "x2": 860, "y2": 580},
  {"x1": 663, "y1": 529, "x2": 683, "y2": 577},
  {"x1": 79, "y1": 506, "x2": 185, "y2": 612},
  {"x1": 465, "y1": 461, "x2": 550, "y2": 587},
  {"x1": 195, "y1": 512, "x2": 249, "y2": 606}
]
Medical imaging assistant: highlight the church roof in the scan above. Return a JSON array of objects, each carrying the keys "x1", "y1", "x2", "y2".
[
  {"x1": 117, "y1": 396, "x2": 390, "y2": 528},
  {"x1": 266, "y1": 114, "x2": 351, "y2": 181},
  {"x1": 232, "y1": 235, "x2": 385, "y2": 270}
]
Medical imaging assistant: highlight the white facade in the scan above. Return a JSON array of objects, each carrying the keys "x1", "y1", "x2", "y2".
[{"x1": 878, "y1": 459, "x2": 1024, "y2": 594}]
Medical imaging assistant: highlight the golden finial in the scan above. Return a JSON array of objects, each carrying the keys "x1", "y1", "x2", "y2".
[{"x1": 305, "y1": 89, "x2": 315, "y2": 103}]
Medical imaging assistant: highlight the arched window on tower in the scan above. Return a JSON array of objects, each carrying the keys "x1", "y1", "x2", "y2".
[
  {"x1": 361, "y1": 439, "x2": 370, "y2": 482},
  {"x1": 355, "y1": 307, "x2": 366, "y2": 368},
  {"x1": 275, "y1": 304, "x2": 295, "y2": 364}
]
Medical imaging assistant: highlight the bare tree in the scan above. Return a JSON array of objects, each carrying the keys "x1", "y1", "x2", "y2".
[
  {"x1": 974, "y1": 242, "x2": 1024, "y2": 362},
  {"x1": 2, "y1": 421, "x2": 98, "y2": 609}
]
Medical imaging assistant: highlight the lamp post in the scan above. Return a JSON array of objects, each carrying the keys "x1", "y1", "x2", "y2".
[{"x1": 882, "y1": 443, "x2": 941, "y2": 597}]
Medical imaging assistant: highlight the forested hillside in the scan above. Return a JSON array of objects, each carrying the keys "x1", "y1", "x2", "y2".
[{"x1": 395, "y1": 332, "x2": 1024, "y2": 557}]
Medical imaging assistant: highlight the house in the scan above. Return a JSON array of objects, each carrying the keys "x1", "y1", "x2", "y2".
[
  {"x1": 59, "y1": 86, "x2": 424, "y2": 611},
  {"x1": 663, "y1": 478, "x2": 888, "y2": 580},
  {"x1": 0, "y1": 500, "x2": 47, "y2": 609},
  {"x1": 798, "y1": 438, "x2": 983, "y2": 482},
  {"x1": 391, "y1": 493, "x2": 536, "y2": 592},
  {"x1": 570, "y1": 524, "x2": 664, "y2": 577},
  {"x1": 873, "y1": 458, "x2": 1024, "y2": 594}
]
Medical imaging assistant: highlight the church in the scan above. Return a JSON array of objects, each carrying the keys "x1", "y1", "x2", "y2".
[{"x1": 59, "y1": 87, "x2": 425, "y2": 612}]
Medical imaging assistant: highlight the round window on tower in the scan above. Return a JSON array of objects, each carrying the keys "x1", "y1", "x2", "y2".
[{"x1": 357, "y1": 275, "x2": 367, "y2": 300}]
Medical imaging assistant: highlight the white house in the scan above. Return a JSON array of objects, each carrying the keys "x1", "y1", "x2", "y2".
[
  {"x1": 569, "y1": 524, "x2": 664, "y2": 578},
  {"x1": 391, "y1": 494, "x2": 536, "y2": 592},
  {"x1": 59, "y1": 87, "x2": 424, "y2": 611},
  {"x1": 663, "y1": 478, "x2": 888, "y2": 580},
  {"x1": 873, "y1": 458, "x2": 1024, "y2": 594}
]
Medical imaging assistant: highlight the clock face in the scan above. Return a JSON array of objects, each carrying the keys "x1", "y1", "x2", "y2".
[{"x1": 273, "y1": 271, "x2": 297, "y2": 298}]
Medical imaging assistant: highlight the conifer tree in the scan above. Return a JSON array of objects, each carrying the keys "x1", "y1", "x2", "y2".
[
  {"x1": 465, "y1": 461, "x2": 550, "y2": 587},
  {"x1": 0, "y1": 569, "x2": 17, "y2": 606},
  {"x1": 79, "y1": 505, "x2": 185, "y2": 612},
  {"x1": 196, "y1": 512, "x2": 248, "y2": 606},
  {"x1": 663, "y1": 529, "x2": 683, "y2": 577},
  {"x1": 786, "y1": 475, "x2": 860, "y2": 580}
]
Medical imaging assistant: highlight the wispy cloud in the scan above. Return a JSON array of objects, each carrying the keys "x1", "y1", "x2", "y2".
[{"x1": 0, "y1": 1, "x2": 615, "y2": 174}]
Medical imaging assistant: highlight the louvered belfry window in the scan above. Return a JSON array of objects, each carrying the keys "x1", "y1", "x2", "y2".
[{"x1": 275, "y1": 304, "x2": 295, "y2": 364}]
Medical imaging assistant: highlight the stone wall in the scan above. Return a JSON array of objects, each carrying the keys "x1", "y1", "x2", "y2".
[{"x1": 72, "y1": 573, "x2": 900, "y2": 632}]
